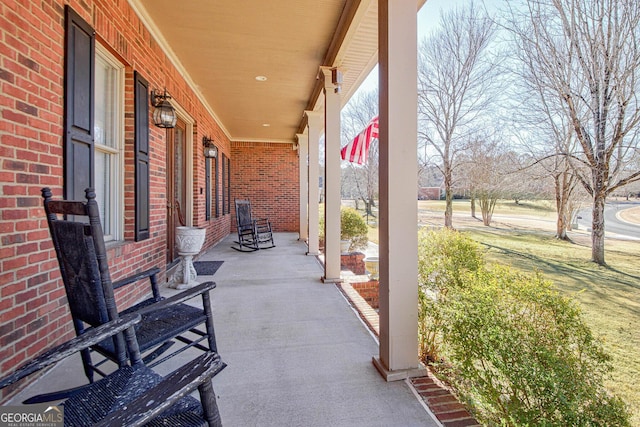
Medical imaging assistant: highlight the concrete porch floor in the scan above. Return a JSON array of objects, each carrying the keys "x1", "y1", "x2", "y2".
[{"x1": 8, "y1": 232, "x2": 440, "y2": 426}]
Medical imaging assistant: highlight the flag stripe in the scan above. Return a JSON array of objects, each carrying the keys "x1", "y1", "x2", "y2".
[{"x1": 341, "y1": 115, "x2": 379, "y2": 165}]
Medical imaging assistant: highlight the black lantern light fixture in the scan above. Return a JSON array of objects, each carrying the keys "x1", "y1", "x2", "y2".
[
  {"x1": 202, "y1": 136, "x2": 218, "y2": 158},
  {"x1": 151, "y1": 89, "x2": 177, "y2": 128}
]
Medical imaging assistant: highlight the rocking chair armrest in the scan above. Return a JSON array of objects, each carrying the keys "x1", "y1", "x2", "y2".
[
  {"x1": 113, "y1": 267, "x2": 161, "y2": 290},
  {"x1": 0, "y1": 314, "x2": 141, "y2": 389},
  {"x1": 94, "y1": 351, "x2": 226, "y2": 427},
  {"x1": 134, "y1": 281, "x2": 217, "y2": 316}
]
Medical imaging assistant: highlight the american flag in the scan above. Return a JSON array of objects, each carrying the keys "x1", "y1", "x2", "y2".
[{"x1": 340, "y1": 115, "x2": 379, "y2": 165}]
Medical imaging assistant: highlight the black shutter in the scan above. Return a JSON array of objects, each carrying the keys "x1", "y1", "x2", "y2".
[
  {"x1": 205, "y1": 159, "x2": 211, "y2": 221},
  {"x1": 226, "y1": 156, "x2": 231, "y2": 214},
  {"x1": 134, "y1": 72, "x2": 150, "y2": 241},
  {"x1": 221, "y1": 154, "x2": 226, "y2": 214},
  {"x1": 215, "y1": 156, "x2": 219, "y2": 218},
  {"x1": 64, "y1": 6, "x2": 94, "y2": 201}
]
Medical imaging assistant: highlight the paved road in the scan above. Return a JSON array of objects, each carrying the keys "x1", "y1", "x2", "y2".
[{"x1": 577, "y1": 202, "x2": 640, "y2": 239}]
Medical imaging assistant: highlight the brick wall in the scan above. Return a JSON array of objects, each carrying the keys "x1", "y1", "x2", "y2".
[
  {"x1": 351, "y1": 280, "x2": 379, "y2": 309},
  {"x1": 0, "y1": 0, "x2": 267, "y2": 400},
  {"x1": 341, "y1": 252, "x2": 365, "y2": 275},
  {"x1": 230, "y1": 141, "x2": 299, "y2": 232}
]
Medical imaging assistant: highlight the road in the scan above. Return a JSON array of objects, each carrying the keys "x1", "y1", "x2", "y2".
[{"x1": 576, "y1": 202, "x2": 640, "y2": 240}]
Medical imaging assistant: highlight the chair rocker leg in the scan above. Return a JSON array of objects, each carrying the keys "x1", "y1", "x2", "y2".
[{"x1": 232, "y1": 243, "x2": 259, "y2": 252}]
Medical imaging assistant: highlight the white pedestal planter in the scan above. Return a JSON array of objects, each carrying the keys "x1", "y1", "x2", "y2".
[
  {"x1": 364, "y1": 256, "x2": 379, "y2": 280},
  {"x1": 169, "y1": 226, "x2": 206, "y2": 290}
]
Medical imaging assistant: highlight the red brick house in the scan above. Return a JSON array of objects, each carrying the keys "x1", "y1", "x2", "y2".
[{"x1": 1, "y1": 0, "x2": 426, "y2": 400}]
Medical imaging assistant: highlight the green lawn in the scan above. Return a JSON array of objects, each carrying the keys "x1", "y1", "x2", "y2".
[
  {"x1": 419, "y1": 201, "x2": 640, "y2": 426},
  {"x1": 416, "y1": 199, "x2": 639, "y2": 424},
  {"x1": 465, "y1": 228, "x2": 640, "y2": 425},
  {"x1": 348, "y1": 198, "x2": 640, "y2": 423}
]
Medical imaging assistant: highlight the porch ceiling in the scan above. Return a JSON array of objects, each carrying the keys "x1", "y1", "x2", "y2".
[{"x1": 129, "y1": 0, "x2": 424, "y2": 143}]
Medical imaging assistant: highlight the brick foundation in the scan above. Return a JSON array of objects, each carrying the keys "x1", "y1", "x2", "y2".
[
  {"x1": 351, "y1": 280, "x2": 379, "y2": 309},
  {"x1": 340, "y1": 252, "x2": 365, "y2": 275}
]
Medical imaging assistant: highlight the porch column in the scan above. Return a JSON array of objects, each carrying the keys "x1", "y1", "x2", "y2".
[
  {"x1": 319, "y1": 66, "x2": 342, "y2": 283},
  {"x1": 304, "y1": 110, "x2": 322, "y2": 256},
  {"x1": 297, "y1": 133, "x2": 309, "y2": 242},
  {"x1": 374, "y1": 0, "x2": 425, "y2": 380}
]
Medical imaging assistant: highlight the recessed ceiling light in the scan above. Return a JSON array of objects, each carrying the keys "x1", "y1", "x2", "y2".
[
  {"x1": 262, "y1": 123, "x2": 271, "y2": 127},
  {"x1": 255, "y1": 76, "x2": 267, "y2": 82}
]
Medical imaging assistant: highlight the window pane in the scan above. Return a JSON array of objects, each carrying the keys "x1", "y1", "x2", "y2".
[
  {"x1": 94, "y1": 46, "x2": 122, "y2": 241},
  {"x1": 95, "y1": 56, "x2": 117, "y2": 149},
  {"x1": 95, "y1": 150, "x2": 112, "y2": 236}
]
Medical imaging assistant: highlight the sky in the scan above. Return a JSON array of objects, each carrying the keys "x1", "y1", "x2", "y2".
[{"x1": 355, "y1": 0, "x2": 503, "y2": 94}]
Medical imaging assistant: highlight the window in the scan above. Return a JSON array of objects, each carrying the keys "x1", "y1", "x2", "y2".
[
  {"x1": 206, "y1": 156, "x2": 219, "y2": 220},
  {"x1": 222, "y1": 154, "x2": 231, "y2": 214},
  {"x1": 94, "y1": 45, "x2": 124, "y2": 241}
]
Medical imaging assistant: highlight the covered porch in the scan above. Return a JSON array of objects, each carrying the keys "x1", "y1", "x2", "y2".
[
  {"x1": 7, "y1": 233, "x2": 444, "y2": 426},
  {"x1": 2, "y1": 0, "x2": 431, "y2": 414}
]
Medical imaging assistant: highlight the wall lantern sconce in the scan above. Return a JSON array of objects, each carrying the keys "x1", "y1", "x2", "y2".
[
  {"x1": 202, "y1": 136, "x2": 218, "y2": 158},
  {"x1": 151, "y1": 89, "x2": 177, "y2": 128}
]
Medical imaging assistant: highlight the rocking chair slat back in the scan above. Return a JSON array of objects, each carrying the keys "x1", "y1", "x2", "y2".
[{"x1": 41, "y1": 187, "x2": 219, "y2": 384}]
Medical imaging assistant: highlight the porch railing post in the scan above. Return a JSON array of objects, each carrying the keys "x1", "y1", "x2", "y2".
[
  {"x1": 304, "y1": 110, "x2": 323, "y2": 257},
  {"x1": 374, "y1": 0, "x2": 426, "y2": 381},
  {"x1": 296, "y1": 133, "x2": 309, "y2": 242},
  {"x1": 319, "y1": 66, "x2": 342, "y2": 283}
]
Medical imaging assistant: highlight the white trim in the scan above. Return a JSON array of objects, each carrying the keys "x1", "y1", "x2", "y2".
[{"x1": 127, "y1": 0, "x2": 233, "y2": 141}]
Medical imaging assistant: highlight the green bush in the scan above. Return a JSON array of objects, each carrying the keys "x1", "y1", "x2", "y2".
[
  {"x1": 318, "y1": 207, "x2": 369, "y2": 251},
  {"x1": 417, "y1": 228, "x2": 630, "y2": 426},
  {"x1": 417, "y1": 228, "x2": 484, "y2": 361},
  {"x1": 442, "y1": 266, "x2": 629, "y2": 426},
  {"x1": 340, "y1": 207, "x2": 368, "y2": 251}
]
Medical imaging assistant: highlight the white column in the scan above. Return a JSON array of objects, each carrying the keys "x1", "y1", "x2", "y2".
[
  {"x1": 319, "y1": 66, "x2": 342, "y2": 283},
  {"x1": 297, "y1": 133, "x2": 309, "y2": 242},
  {"x1": 374, "y1": 0, "x2": 425, "y2": 381},
  {"x1": 305, "y1": 110, "x2": 323, "y2": 256}
]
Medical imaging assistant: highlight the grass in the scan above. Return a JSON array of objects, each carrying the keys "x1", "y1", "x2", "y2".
[
  {"x1": 345, "y1": 198, "x2": 640, "y2": 424},
  {"x1": 418, "y1": 199, "x2": 640, "y2": 425},
  {"x1": 466, "y1": 228, "x2": 640, "y2": 424}
]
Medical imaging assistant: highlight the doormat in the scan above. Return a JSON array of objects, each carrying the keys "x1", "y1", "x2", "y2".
[{"x1": 193, "y1": 261, "x2": 224, "y2": 276}]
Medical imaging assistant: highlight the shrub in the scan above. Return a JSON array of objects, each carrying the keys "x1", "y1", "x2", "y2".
[
  {"x1": 417, "y1": 228, "x2": 483, "y2": 361},
  {"x1": 441, "y1": 266, "x2": 630, "y2": 426},
  {"x1": 340, "y1": 207, "x2": 368, "y2": 251},
  {"x1": 417, "y1": 228, "x2": 630, "y2": 426}
]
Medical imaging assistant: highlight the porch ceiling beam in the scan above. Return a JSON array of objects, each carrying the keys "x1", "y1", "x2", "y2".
[{"x1": 297, "y1": 0, "x2": 364, "y2": 132}]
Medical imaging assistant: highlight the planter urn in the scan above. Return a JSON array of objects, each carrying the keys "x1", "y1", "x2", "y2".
[{"x1": 169, "y1": 226, "x2": 206, "y2": 290}]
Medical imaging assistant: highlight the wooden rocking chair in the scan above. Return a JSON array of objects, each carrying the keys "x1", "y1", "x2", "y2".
[
  {"x1": 232, "y1": 199, "x2": 275, "y2": 252},
  {"x1": 41, "y1": 187, "x2": 218, "y2": 385},
  {"x1": 0, "y1": 313, "x2": 226, "y2": 426}
]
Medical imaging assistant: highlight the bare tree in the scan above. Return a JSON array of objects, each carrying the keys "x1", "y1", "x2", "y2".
[
  {"x1": 457, "y1": 136, "x2": 515, "y2": 226},
  {"x1": 341, "y1": 89, "x2": 379, "y2": 215},
  {"x1": 506, "y1": 62, "x2": 583, "y2": 240},
  {"x1": 418, "y1": 2, "x2": 500, "y2": 228},
  {"x1": 506, "y1": 0, "x2": 640, "y2": 265}
]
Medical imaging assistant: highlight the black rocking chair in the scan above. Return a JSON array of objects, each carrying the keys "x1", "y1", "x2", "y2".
[
  {"x1": 41, "y1": 187, "x2": 218, "y2": 385},
  {"x1": 233, "y1": 199, "x2": 275, "y2": 252},
  {"x1": 0, "y1": 313, "x2": 226, "y2": 427}
]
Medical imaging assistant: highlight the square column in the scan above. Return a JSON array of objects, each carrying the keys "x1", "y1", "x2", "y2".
[
  {"x1": 304, "y1": 110, "x2": 323, "y2": 256},
  {"x1": 374, "y1": 0, "x2": 425, "y2": 380},
  {"x1": 297, "y1": 133, "x2": 309, "y2": 242},
  {"x1": 319, "y1": 67, "x2": 342, "y2": 283}
]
